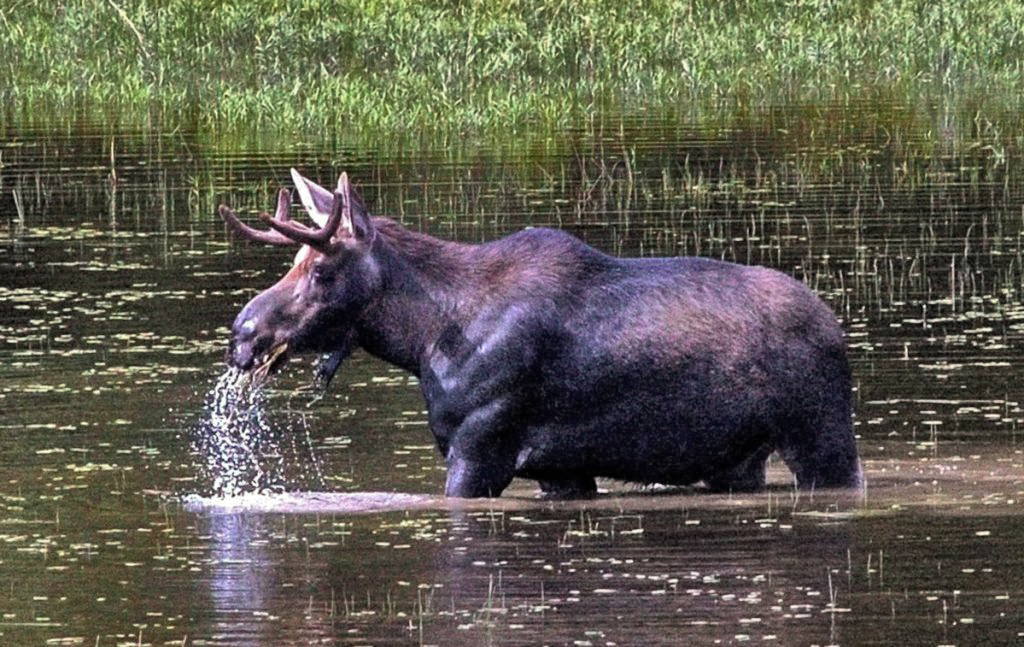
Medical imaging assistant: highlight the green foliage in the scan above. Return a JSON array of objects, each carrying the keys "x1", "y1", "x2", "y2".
[{"x1": 2, "y1": 0, "x2": 1024, "y2": 141}]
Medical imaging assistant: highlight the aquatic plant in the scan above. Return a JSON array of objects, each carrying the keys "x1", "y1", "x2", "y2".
[{"x1": 3, "y1": 0, "x2": 1024, "y2": 143}]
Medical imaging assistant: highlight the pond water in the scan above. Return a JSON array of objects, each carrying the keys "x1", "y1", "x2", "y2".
[{"x1": 2, "y1": 101, "x2": 1024, "y2": 645}]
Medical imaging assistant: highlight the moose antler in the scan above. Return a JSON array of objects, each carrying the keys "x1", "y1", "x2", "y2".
[
  {"x1": 219, "y1": 185, "x2": 345, "y2": 252},
  {"x1": 260, "y1": 186, "x2": 346, "y2": 249},
  {"x1": 219, "y1": 189, "x2": 295, "y2": 246}
]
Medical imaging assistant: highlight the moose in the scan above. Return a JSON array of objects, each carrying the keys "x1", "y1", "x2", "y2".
[{"x1": 218, "y1": 170, "x2": 863, "y2": 498}]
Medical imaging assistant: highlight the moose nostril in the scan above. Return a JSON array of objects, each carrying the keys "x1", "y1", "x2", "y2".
[{"x1": 226, "y1": 339, "x2": 256, "y2": 370}]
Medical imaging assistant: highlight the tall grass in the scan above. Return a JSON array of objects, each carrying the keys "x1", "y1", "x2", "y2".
[{"x1": 2, "y1": 1, "x2": 1024, "y2": 141}]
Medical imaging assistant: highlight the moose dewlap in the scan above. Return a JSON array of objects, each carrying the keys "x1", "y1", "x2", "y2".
[{"x1": 218, "y1": 169, "x2": 863, "y2": 498}]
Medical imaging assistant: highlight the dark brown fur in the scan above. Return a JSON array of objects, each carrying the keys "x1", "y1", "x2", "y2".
[{"x1": 222, "y1": 172, "x2": 864, "y2": 498}]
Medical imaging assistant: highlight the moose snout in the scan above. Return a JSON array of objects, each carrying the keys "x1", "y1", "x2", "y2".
[
  {"x1": 225, "y1": 284, "x2": 294, "y2": 371},
  {"x1": 226, "y1": 316, "x2": 260, "y2": 370},
  {"x1": 225, "y1": 338, "x2": 256, "y2": 370}
]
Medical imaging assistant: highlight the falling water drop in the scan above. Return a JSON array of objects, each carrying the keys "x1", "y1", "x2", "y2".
[{"x1": 191, "y1": 367, "x2": 287, "y2": 497}]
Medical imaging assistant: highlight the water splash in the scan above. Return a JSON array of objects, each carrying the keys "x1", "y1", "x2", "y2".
[{"x1": 191, "y1": 367, "x2": 322, "y2": 497}]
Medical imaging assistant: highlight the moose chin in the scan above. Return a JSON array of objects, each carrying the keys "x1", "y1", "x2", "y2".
[{"x1": 218, "y1": 169, "x2": 863, "y2": 499}]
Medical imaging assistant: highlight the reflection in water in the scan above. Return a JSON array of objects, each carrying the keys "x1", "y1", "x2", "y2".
[
  {"x1": 188, "y1": 497, "x2": 858, "y2": 646},
  {"x1": 203, "y1": 513, "x2": 275, "y2": 643},
  {"x1": 199, "y1": 511, "x2": 347, "y2": 646},
  {"x1": 189, "y1": 496, "x2": 865, "y2": 645}
]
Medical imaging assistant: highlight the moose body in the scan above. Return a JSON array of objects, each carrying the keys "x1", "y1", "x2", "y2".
[{"x1": 220, "y1": 170, "x2": 862, "y2": 498}]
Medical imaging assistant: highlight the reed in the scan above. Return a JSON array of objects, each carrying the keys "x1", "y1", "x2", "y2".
[{"x1": 2, "y1": 1, "x2": 1024, "y2": 142}]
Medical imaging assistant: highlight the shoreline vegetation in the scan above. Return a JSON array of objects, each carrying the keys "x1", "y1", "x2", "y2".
[{"x1": 2, "y1": 1, "x2": 1024, "y2": 146}]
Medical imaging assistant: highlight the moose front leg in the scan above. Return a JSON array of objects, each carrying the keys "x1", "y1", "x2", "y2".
[
  {"x1": 443, "y1": 399, "x2": 519, "y2": 498},
  {"x1": 423, "y1": 304, "x2": 554, "y2": 498},
  {"x1": 445, "y1": 456, "x2": 515, "y2": 498},
  {"x1": 421, "y1": 362, "x2": 523, "y2": 498}
]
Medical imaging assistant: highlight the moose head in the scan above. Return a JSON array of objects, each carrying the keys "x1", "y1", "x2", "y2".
[{"x1": 219, "y1": 170, "x2": 377, "y2": 383}]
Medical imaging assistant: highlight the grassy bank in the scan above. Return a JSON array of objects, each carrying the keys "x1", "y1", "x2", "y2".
[{"x1": 2, "y1": 1, "x2": 1024, "y2": 140}]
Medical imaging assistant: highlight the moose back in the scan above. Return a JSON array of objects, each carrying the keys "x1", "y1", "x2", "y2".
[{"x1": 218, "y1": 170, "x2": 863, "y2": 498}]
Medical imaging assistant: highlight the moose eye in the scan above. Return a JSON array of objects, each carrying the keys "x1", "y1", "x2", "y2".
[{"x1": 310, "y1": 264, "x2": 329, "y2": 284}]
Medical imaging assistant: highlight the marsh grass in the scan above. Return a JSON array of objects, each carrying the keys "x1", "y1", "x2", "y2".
[{"x1": 3, "y1": 1, "x2": 1024, "y2": 142}]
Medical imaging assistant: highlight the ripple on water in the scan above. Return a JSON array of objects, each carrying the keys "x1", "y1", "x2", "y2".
[{"x1": 181, "y1": 490, "x2": 438, "y2": 514}]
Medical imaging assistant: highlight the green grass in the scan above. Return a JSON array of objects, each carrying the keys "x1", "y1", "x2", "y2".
[{"x1": 2, "y1": 1, "x2": 1024, "y2": 145}]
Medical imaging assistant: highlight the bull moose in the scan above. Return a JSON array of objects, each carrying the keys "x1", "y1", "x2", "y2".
[{"x1": 218, "y1": 170, "x2": 863, "y2": 498}]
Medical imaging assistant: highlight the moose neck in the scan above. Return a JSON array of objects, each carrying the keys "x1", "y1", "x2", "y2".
[{"x1": 353, "y1": 219, "x2": 484, "y2": 376}]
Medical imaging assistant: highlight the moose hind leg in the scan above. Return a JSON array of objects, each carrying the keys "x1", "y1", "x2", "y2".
[
  {"x1": 776, "y1": 348, "x2": 863, "y2": 490},
  {"x1": 538, "y1": 475, "x2": 597, "y2": 499},
  {"x1": 703, "y1": 444, "x2": 772, "y2": 493},
  {"x1": 777, "y1": 421, "x2": 862, "y2": 490}
]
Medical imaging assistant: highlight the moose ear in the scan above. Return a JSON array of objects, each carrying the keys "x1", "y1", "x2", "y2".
[
  {"x1": 335, "y1": 173, "x2": 374, "y2": 241},
  {"x1": 290, "y1": 168, "x2": 334, "y2": 227}
]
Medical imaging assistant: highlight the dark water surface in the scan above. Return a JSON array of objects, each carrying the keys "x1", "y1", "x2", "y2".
[{"x1": 2, "y1": 103, "x2": 1024, "y2": 645}]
